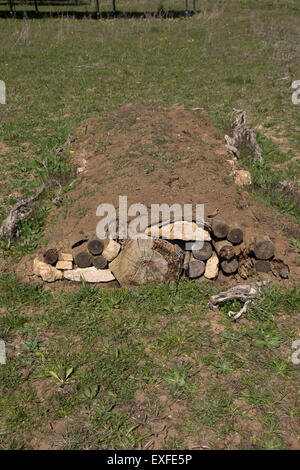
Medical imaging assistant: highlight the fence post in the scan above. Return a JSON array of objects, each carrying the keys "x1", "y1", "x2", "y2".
[{"x1": 96, "y1": 0, "x2": 100, "y2": 18}]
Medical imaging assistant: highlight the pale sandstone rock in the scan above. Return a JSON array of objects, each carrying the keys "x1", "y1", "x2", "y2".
[
  {"x1": 234, "y1": 170, "x2": 252, "y2": 187},
  {"x1": 204, "y1": 253, "x2": 219, "y2": 279},
  {"x1": 56, "y1": 261, "x2": 73, "y2": 270},
  {"x1": 33, "y1": 258, "x2": 63, "y2": 283},
  {"x1": 58, "y1": 252, "x2": 73, "y2": 262},
  {"x1": 64, "y1": 267, "x2": 115, "y2": 283},
  {"x1": 102, "y1": 238, "x2": 121, "y2": 262},
  {"x1": 146, "y1": 221, "x2": 211, "y2": 242}
]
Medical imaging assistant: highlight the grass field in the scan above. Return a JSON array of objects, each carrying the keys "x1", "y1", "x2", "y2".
[{"x1": 0, "y1": 0, "x2": 300, "y2": 450}]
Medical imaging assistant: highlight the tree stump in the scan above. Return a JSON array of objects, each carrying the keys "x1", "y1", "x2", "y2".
[{"x1": 109, "y1": 238, "x2": 183, "y2": 286}]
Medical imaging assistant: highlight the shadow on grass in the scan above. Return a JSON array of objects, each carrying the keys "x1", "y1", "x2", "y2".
[{"x1": 0, "y1": 9, "x2": 196, "y2": 19}]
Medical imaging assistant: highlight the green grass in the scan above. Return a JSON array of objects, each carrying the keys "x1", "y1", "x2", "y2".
[
  {"x1": 0, "y1": 274, "x2": 299, "y2": 449},
  {"x1": 0, "y1": 0, "x2": 300, "y2": 450}
]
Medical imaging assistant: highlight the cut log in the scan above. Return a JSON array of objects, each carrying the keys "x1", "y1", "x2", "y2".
[
  {"x1": 87, "y1": 235, "x2": 104, "y2": 255},
  {"x1": 92, "y1": 255, "x2": 108, "y2": 270},
  {"x1": 254, "y1": 260, "x2": 270, "y2": 273},
  {"x1": 43, "y1": 248, "x2": 58, "y2": 266},
  {"x1": 109, "y1": 238, "x2": 183, "y2": 286},
  {"x1": 221, "y1": 257, "x2": 238, "y2": 274},
  {"x1": 253, "y1": 236, "x2": 275, "y2": 260},
  {"x1": 74, "y1": 251, "x2": 92, "y2": 268},
  {"x1": 227, "y1": 224, "x2": 243, "y2": 245},
  {"x1": 211, "y1": 218, "x2": 229, "y2": 239},
  {"x1": 213, "y1": 240, "x2": 235, "y2": 260},
  {"x1": 186, "y1": 257, "x2": 205, "y2": 279},
  {"x1": 192, "y1": 241, "x2": 212, "y2": 261},
  {"x1": 102, "y1": 238, "x2": 121, "y2": 262}
]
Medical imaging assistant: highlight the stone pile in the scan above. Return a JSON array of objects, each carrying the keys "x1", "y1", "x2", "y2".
[{"x1": 33, "y1": 219, "x2": 289, "y2": 285}]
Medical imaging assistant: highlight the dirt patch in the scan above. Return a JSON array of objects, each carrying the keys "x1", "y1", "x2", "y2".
[{"x1": 15, "y1": 104, "x2": 300, "y2": 284}]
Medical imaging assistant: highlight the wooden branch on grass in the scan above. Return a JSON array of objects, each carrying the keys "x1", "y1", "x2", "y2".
[{"x1": 209, "y1": 282, "x2": 267, "y2": 320}]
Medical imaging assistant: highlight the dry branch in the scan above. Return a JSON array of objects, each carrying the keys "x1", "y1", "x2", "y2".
[
  {"x1": 225, "y1": 109, "x2": 263, "y2": 163},
  {"x1": 209, "y1": 281, "x2": 267, "y2": 319}
]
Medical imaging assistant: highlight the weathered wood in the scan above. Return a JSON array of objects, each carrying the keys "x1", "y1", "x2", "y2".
[
  {"x1": 221, "y1": 257, "x2": 238, "y2": 274},
  {"x1": 213, "y1": 240, "x2": 235, "y2": 260},
  {"x1": 43, "y1": 248, "x2": 58, "y2": 266},
  {"x1": 92, "y1": 255, "x2": 108, "y2": 270},
  {"x1": 109, "y1": 238, "x2": 183, "y2": 286},
  {"x1": 253, "y1": 236, "x2": 275, "y2": 260},
  {"x1": 192, "y1": 241, "x2": 212, "y2": 261},
  {"x1": 254, "y1": 260, "x2": 270, "y2": 273},
  {"x1": 227, "y1": 224, "x2": 243, "y2": 245},
  {"x1": 211, "y1": 218, "x2": 229, "y2": 239},
  {"x1": 87, "y1": 235, "x2": 104, "y2": 255},
  {"x1": 209, "y1": 281, "x2": 267, "y2": 319},
  {"x1": 74, "y1": 251, "x2": 92, "y2": 268},
  {"x1": 186, "y1": 257, "x2": 205, "y2": 279}
]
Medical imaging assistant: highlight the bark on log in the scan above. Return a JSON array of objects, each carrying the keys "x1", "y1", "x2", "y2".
[
  {"x1": 92, "y1": 255, "x2": 108, "y2": 270},
  {"x1": 43, "y1": 248, "x2": 58, "y2": 266},
  {"x1": 253, "y1": 236, "x2": 275, "y2": 260},
  {"x1": 227, "y1": 224, "x2": 243, "y2": 245},
  {"x1": 192, "y1": 241, "x2": 212, "y2": 261},
  {"x1": 74, "y1": 251, "x2": 93, "y2": 268},
  {"x1": 87, "y1": 235, "x2": 104, "y2": 255},
  {"x1": 211, "y1": 218, "x2": 229, "y2": 239}
]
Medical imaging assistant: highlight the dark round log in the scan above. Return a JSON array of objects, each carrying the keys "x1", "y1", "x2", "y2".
[
  {"x1": 87, "y1": 235, "x2": 104, "y2": 255},
  {"x1": 253, "y1": 236, "x2": 275, "y2": 260},
  {"x1": 92, "y1": 255, "x2": 108, "y2": 270},
  {"x1": 227, "y1": 224, "x2": 243, "y2": 245},
  {"x1": 211, "y1": 218, "x2": 229, "y2": 239},
  {"x1": 221, "y1": 257, "x2": 238, "y2": 274},
  {"x1": 74, "y1": 251, "x2": 92, "y2": 268},
  {"x1": 192, "y1": 241, "x2": 212, "y2": 261},
  {"x1": 43, "y1": 248, "x2": 58, "y2": 265},
  {"x1": 213, "y1": 240, "x2": 235, "y2": 260},
  {"x1": 255, "y1": 260, "x2": 270, "y2": 273},
  {"x1": 186, "y1": 258, "x2": 205, "y2": 279}
]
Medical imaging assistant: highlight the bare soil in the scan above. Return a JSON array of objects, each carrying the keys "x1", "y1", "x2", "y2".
[{"x1": 15, "y1": 104, "x2": 300, "y2": 285}]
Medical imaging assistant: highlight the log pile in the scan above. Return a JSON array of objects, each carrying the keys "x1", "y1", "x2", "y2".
[{"x1": 33, "y1": 218, "x2": 289, "y2": 285}]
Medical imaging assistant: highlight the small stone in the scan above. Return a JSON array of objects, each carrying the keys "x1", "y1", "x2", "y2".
[
  {"x1": 204, "y1": 253, "x2": 219, "y2": 279},
  {"x1": 102, "y1": 238, "x2": 121, "y2": 262},
  {"x1": 58, "y1": 252, "x2": 73, "y2": 262},
  {"x1": 234, "y1": 170, "x2": 252, "y2": 187},
  {"x1": 33, "y1": 258, "x2": 63, "y2": 282},
  {"x1": 64, "y1": 267, "x2": 115, "y2": 283},
  {"x1": 56, "y1": 261, "x2": 73, "y2": 270}
]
